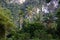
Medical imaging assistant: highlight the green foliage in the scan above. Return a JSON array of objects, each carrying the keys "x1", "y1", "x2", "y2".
[
  {"x1": 23, "y1": 22, "x2": 44, "y2": 38},
  {"x1": 7, "y1": 20, "x2": 60, "y2": 40},
  {"x1": 0, "y1": 7, "x2": 16, "y2": 39},
  {"x1": 6, "y1": 7, "x2": 60, "y2": 39},
  {"x1": 55, "y1": 8, "x2": 60, "y2": 38},
  {"x1": 0, "y1": 0, "x2": 59, "y2": 40}
]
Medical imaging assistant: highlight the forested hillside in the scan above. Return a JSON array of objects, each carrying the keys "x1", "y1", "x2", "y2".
[{"x1": 0, "y1": 0, "x2": 60, "y2": 40}]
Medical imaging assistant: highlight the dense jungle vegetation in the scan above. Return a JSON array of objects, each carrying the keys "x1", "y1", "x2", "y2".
[{"x1": 0, "y1": 0, "x2": 60, "y2": 40}]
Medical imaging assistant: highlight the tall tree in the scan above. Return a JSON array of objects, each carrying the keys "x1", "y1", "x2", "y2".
[{"x1": 0, "y1": 7, "x2": 15, "y2": 39}]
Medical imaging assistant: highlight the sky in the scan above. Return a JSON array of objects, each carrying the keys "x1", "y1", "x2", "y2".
[
  {"x1": 19, "y1": 0, "x2": 26, "y2": 4},
  {"x1": 10, "y1": 0, "x2": 26, "y2": 4}
]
